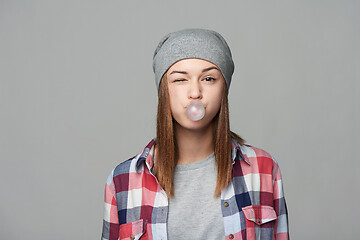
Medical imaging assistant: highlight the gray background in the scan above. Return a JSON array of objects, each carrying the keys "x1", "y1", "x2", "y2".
[{"x1": 1, "y1": 0, "x2": 359, "y2": 239}]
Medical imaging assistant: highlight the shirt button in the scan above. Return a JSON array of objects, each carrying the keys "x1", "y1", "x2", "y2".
[
  {"x1": 224, "y1": 202, "x2": 229, "y2": 207},
  {"x1": 130, "y1": 234, "x2": 135, "y2": 240},
  {"x1": 229, "y1": 234, "x2": 234, "y2": 239}
]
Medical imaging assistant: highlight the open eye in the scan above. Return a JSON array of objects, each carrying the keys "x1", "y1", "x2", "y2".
[{"x1": 203, "y1": 76, "x2": 215, "y2": 82}]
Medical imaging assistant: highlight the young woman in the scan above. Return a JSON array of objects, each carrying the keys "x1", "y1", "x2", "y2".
[{"x1": 102, "y1": 29, "x2": 289, "y2": 240}]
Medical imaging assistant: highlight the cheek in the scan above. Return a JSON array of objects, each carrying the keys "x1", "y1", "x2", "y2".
[
  {"x1": 168, "y1": 89, "x2": 183, "y2": 114},
  {"x1": 209, "y1": 88, "x2": 223, "y2": 110}
]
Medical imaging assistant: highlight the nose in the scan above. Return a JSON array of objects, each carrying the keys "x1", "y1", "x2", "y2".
[{"x1": 188, "y1": 81, "x2": 202, "y2": 99}]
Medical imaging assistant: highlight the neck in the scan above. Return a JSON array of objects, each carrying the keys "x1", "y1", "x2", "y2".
[{"x1": 174, "y1": 122, "x2": 215, "y2": 165}]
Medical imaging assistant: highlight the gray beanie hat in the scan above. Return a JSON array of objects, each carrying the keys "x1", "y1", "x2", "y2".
[{"x1": 153, "y1": 28, "x2": 234, "y2": 92}]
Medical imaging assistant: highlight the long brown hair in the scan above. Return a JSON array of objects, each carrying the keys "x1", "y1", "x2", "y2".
[{"x1": 154, "y1": 75, "x2": 245, "y2": 197}]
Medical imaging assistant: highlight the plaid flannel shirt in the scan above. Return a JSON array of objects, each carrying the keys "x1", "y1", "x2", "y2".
[{"x1": 102, "y1": 138, "x2": 289, "y2": 240}]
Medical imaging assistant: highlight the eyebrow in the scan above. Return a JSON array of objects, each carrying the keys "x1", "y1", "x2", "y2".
[{"x1": 169, "y1": 66, "x2": 219, "y2": 75}]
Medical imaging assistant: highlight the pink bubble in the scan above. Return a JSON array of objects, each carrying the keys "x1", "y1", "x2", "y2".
[{"x1": 186, "y1": 99, "x2": 205, "y2": 121}]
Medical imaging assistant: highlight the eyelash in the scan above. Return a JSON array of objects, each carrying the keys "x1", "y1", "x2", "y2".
[
  {"x1": 173, "y1": 79, "x2": 186, "y2": 82},
  {"x1": 173, "y1": 77, "x2": 216, "y2": 82},
  {"x1": 203, "y1": 76, "x2": 215, "y2": 82}
]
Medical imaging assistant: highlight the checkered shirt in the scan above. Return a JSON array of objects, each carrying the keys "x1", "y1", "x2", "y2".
[{"x1": 102, "y1": 138, "x2": 289, "y2": 240}]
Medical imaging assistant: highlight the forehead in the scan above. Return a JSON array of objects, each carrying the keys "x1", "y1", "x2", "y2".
[{"x1": 167, "y1": 58, "x2": 220, "y2": 73}]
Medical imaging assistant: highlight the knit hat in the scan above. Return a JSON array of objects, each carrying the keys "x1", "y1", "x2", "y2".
[{"x1": 153, "y1": 28, "x2": 234, "y2": 92}]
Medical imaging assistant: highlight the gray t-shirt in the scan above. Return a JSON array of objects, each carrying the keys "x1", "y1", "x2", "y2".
[{"x1": 167, "y1": 153, "x2": 225, "y2": 240}]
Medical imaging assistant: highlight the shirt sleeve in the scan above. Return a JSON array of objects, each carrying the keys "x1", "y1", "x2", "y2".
[
  {"x1": 272, "y1": 162, "x2": 290, "y2": 240},
  {"x1": 101, "y1": 169, "x2": 120, "y2": 240}
]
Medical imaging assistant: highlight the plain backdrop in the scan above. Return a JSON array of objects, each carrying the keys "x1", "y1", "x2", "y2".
[{"x1": 1, "y1": 0, "x2": 359, "y2": 239}]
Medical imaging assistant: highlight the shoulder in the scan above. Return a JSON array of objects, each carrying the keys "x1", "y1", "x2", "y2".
[
  {"x1": 107, "y1": 138, "x2": 156, "y2": 183},
  {"x1": 112, "y1": 154, "x2": 140, "y2": 178},
  {"x1": 105, "y1": 155, "x2": 138, "y2": 180},
  {"x1": 112, "y1": 139, "x2": 155, "y2": 177},
  {"x1": 240, "y1": 144, "x2": 281, "y2": 174}
]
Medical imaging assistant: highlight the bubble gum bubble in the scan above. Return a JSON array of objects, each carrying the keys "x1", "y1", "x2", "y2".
[{"x1": 186, "y1": 99, "x2": 205, "y2": 121}]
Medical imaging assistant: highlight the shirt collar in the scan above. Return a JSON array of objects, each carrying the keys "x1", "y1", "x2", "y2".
[
  {"x1": 136, "y1": 137, "x2": 249, "y2": 172},
  {"x1": 231, "y1": 138, "x2": 250, "y2": 165},
  {"x1": 135, "y1": 138, "x2": 156, "y2": 172}
]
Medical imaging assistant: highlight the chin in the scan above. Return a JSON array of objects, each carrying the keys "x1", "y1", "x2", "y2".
[{"x1": 176, "y1": 117, "x2": 213, "y2": 131}]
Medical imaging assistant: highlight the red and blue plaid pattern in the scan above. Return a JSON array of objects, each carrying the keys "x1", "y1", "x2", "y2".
[{"x1": 102, "y1": 138, "x2": 289, "y2": 240}]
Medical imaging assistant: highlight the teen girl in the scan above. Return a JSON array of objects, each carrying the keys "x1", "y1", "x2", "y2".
[{"x1": 102, "y1": 29, "x2": 289, "y2": 240}]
